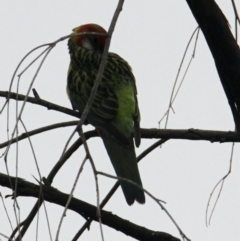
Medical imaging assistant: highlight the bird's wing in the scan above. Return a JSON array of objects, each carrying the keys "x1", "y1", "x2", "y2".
[
  {"x1": 108, "y1": 53, "x2": 141, "y2": 147},
  {"x1": 67, "y1": 50, "x2": 140, "y2": 145}
]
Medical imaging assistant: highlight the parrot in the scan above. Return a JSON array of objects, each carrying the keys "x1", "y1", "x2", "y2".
[{"x1": 67, "y1": 23, "x2": 145, "y2": 205}]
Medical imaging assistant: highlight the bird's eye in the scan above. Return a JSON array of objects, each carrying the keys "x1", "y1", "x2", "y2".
[{"x1": 92, "y1": 36, "x2": 99, "y2": 49}]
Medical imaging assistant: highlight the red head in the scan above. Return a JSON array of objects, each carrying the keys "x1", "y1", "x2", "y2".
[{"x1": 71, "y1": 23, "x2": 107, "y2": 52}]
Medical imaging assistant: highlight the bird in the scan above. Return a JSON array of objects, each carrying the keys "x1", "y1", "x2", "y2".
[{"x1": 67, "y1": 23, "x2": 145, "y2": 205}]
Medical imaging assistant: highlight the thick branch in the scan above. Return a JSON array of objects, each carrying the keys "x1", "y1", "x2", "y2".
[
  {"x1": 186, "y1": 0, "x2": 240, "y2": 130},
  {"x1": 0, "y1": 173, "x2": 179, "y2": 241},
  {"x1": 141, "y1": 128, "x2": 240, "y2": 142},
  {"x1": 1, "y1": 127, "x2": 239, "y2": 151}
]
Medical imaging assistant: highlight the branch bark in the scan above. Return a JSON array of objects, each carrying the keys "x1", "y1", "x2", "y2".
[
  {"x1": 1, "y1": 127, "x2": 239, "y2": 151},
  {"x1": 0, "y1": 90, "x2": 80, "y2": 118},
  {"x1": 185, "y1": 0, "x2": 240, "y2": 131},
  {"x1": 0, "y1": 173, "x2": 179, "y2": 241},
  {"x1": 141, "y1": 128, "x2": 240, "y2": 142},
  {"x1": 0, "y1": 121, "x2": 79, "y2": 148}
]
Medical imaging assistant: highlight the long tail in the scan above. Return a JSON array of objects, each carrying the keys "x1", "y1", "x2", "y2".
[{"x1": 101, "y1": 130, "x2": 145, "y2": 205}]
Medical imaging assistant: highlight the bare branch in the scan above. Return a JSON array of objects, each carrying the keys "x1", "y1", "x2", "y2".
[
  {"x1": 0, "y1": 91, "x2": 80, "y2": 118},
  {"x1": 55, "y1": 155, "x2": 88, "y2": 241},
  {"x1": 2, "y1": 127, "x2": 240, "y2": 153},
  {"x1": 0, "y1": 192, "x2": 13, "y2": 231},
  {"x1": 140, "y1": 128, "x2": 240, "y2": 142},
  {"x1": 206, "y1": 142, "x2": 235, "y2": 226},
  {"x1": 0, "y1": 121, "x2": 79, "y2": 149},
  {"x1": 159, "y1": 26, "x2": 200, "y2": 128},
  {"x1": 0, "y1": 172, "x2": 180, "y2": 241}
]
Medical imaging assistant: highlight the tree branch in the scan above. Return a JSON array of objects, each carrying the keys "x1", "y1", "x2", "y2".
[
  {"x1": 0, "y1": 90, "x2": 80, "y2": 118},
  {"x1": 0, "y1": 121, "x2": 79, "y2": 148},
  {"x1": 185, "y1": 0, "x2": 240, "y2": 131},
  {"x1": 141, "y1": 128, "x2": 239, "y2": 142},
  {"x1": 1, "y1": 126, "x2": 239, "y2": 151},
  {"x1": 0, "y1": 172, "x2": 179, "y2": 241}
]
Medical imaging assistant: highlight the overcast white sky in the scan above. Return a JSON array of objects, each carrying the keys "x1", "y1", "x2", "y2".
[{"x1": 1, "y1": 1, "x2": 240, "y2": 241}]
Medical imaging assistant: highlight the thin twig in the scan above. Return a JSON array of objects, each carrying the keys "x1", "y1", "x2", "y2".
[
  {"x1": 205, "y1": 142, "x2": 235, "y2": 226},
  {"x1": 0, "y1": 232, "x2": 13, "y2": 240},
  {"x1": 20, "y1": 120, "x2": 41, "y2": 179},
  {"x1": 6, "y1": 45, "x2": 52, "y2": 144},
  {"x1": 4, "y1": 30, "x2": 106, "y2": 168},
  {"x1": 231, "y1": 0, "x2": 240, "y2": 41},
  {"x1": 171, "y1": 28, "x2": 200, "y2": 105},
  {"x1": 78, "y1": 127, "x2": 104, "y2": 241},
  {"x1": 0, "y1": 192, "x2": 13, "y2": 231},
  {"x1": 55, "y1": 156, "x2": 88, "y2": 241},
  {"x1": 7, "y1": 31, "x2": 107, "y2": 96},
  {"x1": 0, "y1": 99, "x2": 8, "y2": 114},
  {"x1": 5, "y1": 47, "x2": 54, "y2": 163},
  {"x1": 0, "y1": 121, "x2": 79, "y2": 149},
  {"x1": 41, "y1": 192, "x2": 53, "y2": 241},
  {"x1": 20, "y1": 120, "x2": 53, "y2": 240},
  {"x1": 231, "y1": 0, "x2": 240, "y2": 24},
  {"x1": 159, "y1": 26, "x2": 200, "y2": 128}
]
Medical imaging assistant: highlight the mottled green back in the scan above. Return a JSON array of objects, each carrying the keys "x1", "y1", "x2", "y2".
[{"x1": 67, "y1": 39, "x2": 141, "y2": 145}]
